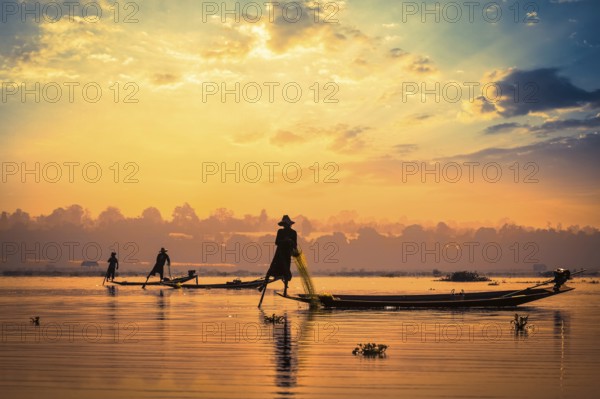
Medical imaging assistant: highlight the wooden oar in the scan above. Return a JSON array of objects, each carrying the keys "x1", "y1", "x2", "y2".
[
  {"x1": 257, "y1": 273, "x2": 271, "y2": 308},
  {"x1": 101, "y1": 257, "x2": 111, "y2": 286},
  {"x1": 501, "y1": 269, "x2": 586, "y2": 298},
  {"x1": 141, "y1": 274, "x2": 151, "y2": 289}
]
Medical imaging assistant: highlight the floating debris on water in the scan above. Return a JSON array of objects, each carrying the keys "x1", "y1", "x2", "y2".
[
  {"x1": 511, "y1": 313, "x2": 529, "y2": 332},
  {"x1": 352, "y1": 343, "x2": 388, "y2": 357},
  {"x1": 264, "y1": 313, "x2": 285, "y2": 324},
  {"x1": 441, "y1": 271, "x2": 490, "y2": 282}
]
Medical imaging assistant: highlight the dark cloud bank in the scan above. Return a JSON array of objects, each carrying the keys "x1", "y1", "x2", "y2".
[{"x1": 1, "y1": 204, "x2": 598, "y2": 274}]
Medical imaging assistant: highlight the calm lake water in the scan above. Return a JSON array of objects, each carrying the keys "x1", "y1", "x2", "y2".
[{"x1": 0, "y1": 276, "x2": 598, "y2": 399}]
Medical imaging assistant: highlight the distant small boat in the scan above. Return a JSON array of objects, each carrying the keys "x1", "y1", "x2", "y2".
[
  {"x1": 168, "y1": 278, "x2": 270, "y2": 290},
  {"x1": 111, "y1": 274, "x2": 196, "y2": 286},
  {"x1": 278, "y1": 286, "x2": 575, "y2": 309},
  {"x1": 488, "y1": 281, "x2": 500, "y2": 286}
]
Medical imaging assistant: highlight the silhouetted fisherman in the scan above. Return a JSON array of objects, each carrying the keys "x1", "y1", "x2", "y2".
[
  {"x1": 105, "y1": 252, "x2": 119, "y2": 282},
  {"x1": 260, "y1": 215, "x2": 297, "y2": 297},
  {"x1": 142, "y1": 248, "x2": 171, "y2": 288},
  {"x1": 553, "y1": 268, "x2": 571, "y2": 292}
]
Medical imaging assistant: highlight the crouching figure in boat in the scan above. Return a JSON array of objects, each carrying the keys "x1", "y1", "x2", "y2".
[{"x1": 553, "y1": 268, "x2": 571, "y2": 292}]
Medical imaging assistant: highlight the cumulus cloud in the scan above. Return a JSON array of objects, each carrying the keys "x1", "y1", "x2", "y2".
[
  {"x1": 482, "y1": 115, "x2": 600, "y2": 136},
  {"x1": 151, "y1": 73, "x2": 181, "y2": 86},
  {"x1": 483, "y1": 122, "x2": 529, "y2": 135},
  {"x1": 270, "y1": 123, "x2": 371, "y2": 153},
  {"x1": 529, "y1": 115, "x2": 600, "y2": 135},
  {"x1": 389, "y1": 48, "x2": 408, "y2": 58},
  {"x1": 406, "y1": 55, "x2": 436, "y2": 74},
  {"x1": 200, "y1": 30, "x2": 255, "y2": 60},
  {"x1": 327, "y1": 125, "x2": 370, "y2": 152},
  {"x1": 344, "y1": 133, "x2": 600, "y2": 196},
  {"x1": 0, "y1": 8, "x2": 125, "y2": 81},
  {"x1": 230, "y1": 131, "x2": 265, "y2": 145},
  {"x1": 466, "y1": 68, "x2": 600, "y2": 119},
  {"x1": 261, "y1": 1, "x2": 362, "y2": 53},
  {"x1": 446, "y1": 133, "x2": 600, "y2": 189},
  {"x1": 270, "y1": 130, "x2": 307, "y2": 146},
  {"x1": 393, "y1": 144, "x2": 419, "y2": 154},
  {"x1": 387, "y1": 48, "x2": 437, "y2": 75}
]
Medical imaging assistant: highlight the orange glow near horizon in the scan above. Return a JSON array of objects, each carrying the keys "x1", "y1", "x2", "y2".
[{"x1": 1, "y1": 1, "x2": 599, "y2": 229}]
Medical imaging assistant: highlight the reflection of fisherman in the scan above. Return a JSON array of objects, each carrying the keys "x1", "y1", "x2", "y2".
[
  {"x1": 260, "y1": 215, "x2": 297, "y2": 296},
  {"x1": 273, "y1": 313, "x2": 297, "y2": 390},
  {"x1": 106, "y1": 252, "x2": 118, "y2": 282},
  {"x1": 142, "y1": 248, "x2": 171, "y2": 288}
]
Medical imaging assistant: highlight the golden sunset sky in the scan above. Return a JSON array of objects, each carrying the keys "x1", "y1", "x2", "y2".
[{"x1": 1, "y1": 0, "x2": 599, "y2": 228}]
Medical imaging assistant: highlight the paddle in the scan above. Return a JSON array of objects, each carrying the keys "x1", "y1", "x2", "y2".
[
  {"x1": 501, "y1": 269, "x2": 586, "y2": 298},
  {"x1": 257, "y1": 273, "x2": 271, "y2": 308}
]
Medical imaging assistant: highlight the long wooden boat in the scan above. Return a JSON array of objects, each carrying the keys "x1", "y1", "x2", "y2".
[
  {"x1": 167, "y1": 278, "x2": 270, "y2": 290},
  {"x1": 111, "y1": 274, "x2": 197, "y2": 286},
  {"x1": 277, "y1": 286, "x2": 575, "y2": 309}
]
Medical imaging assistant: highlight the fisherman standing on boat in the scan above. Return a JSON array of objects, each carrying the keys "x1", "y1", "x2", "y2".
[
  {"x1": 260, "y1": 215, "x2": 298, "y2": 297},
  {"x1": 142, "y1": 248, "x2": 171, "y2": 288},
  {"x1": 105, "y1": 252, "x2": 118, "y2": 282}
]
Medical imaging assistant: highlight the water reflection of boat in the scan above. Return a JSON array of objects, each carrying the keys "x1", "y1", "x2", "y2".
[{"x1": 279, "y1": 286, "x2": 575, "y2": 309}]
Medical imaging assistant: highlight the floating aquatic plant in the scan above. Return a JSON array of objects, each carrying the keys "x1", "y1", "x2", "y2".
[
  {"x1": 264, "y1": 314, "x2": 285, "y2": 324},
  {"x1": 352, "y1": 343, "x2": 388, "y2": 357},
  {"x1": 511, "y1": 313, "x2": 529, "y2": 332}
]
